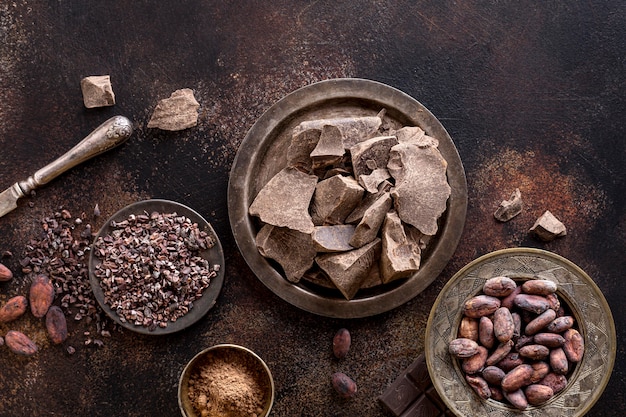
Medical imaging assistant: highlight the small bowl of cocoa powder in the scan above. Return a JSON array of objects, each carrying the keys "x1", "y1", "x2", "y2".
[{"x1": 178, "y1": 344, "x2": 275, "y2": 417}]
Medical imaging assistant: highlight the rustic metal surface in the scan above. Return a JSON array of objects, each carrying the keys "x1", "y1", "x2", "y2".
[
  {"x1": 228, "y1": 78, "x2": 467, "y2": 318},
  {"x1": 426, "y1": 248, "x2": 615, "y2": 416},
  {"x1": 0, "y1": 1, "x2": 624, "y2": 416}
]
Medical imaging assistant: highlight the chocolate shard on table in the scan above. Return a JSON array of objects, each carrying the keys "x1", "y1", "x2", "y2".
[
  {"x1": 388, "y1": 143, "x2": 451, "y2": 236},
  {"x1": 529, "y1": 210, "x2": 567, "y2": 241},
  {"x1": 494, "y1": 188, "x2": 523, "y2": 222},
  {"x1": 380, "y1": 211, "x2": 422, "y2": 283},
  {"x1": 316, "y1": 238, "x2": 381, "y2": 300},
  {"x1": 147, "y1": 88, "x2": 200, "y2": 131},
  {"x1": 249, "y1": 167, "x2": 318, "y2": 234},
  {"x1": 350, "y1": 135, "x2": 399, "y2": 180},
  {"x1": 292, "y1": 114, "x2": 383, "y2": 150},
  {"x1": 80, "y1": 75, "x2": 115, "y2": 108},
  {"x1": 255, "y1": 224, "x2": 317, "y2": 283},
  {"x1": 359, "y1": 168, "x2": 391, "y2": 193},
  {"x1": 311, "y1": 225, "x2": 356, "y2": 252},
  {"x1": 349, "y1": 192, "x2": 392, "y2": 248},
  {"x1": 311, "y1": 175, "x2": 364, "y2": 226}
]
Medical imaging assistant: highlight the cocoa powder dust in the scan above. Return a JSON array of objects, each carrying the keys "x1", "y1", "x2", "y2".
[{"x1": 187, "y1": 349, "x2": 267, "y2": 417}]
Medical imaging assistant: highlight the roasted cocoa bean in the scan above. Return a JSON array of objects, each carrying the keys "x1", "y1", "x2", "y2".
[
  {"x1": 478, "y1": 316, "x2": 495, "y2": 349},
  {"x1": 493, "y1": 307, "x2": 515, "y2": 343},
  {"x1": 486, "y1": 339, "x2": 513, "y2": 366},
  {"x1": 521, "y1": 279, "x2": 557, "y2": 295},
  {"x1": 332, "y1": 328, "x2": 351, "y2": 359},
  {"x1": 29, "y1": 274, "x2": 55, "y2": 318},
  {"x1": 465, "y1": 374, "x2": 491, "y2": 400},
  {"x1": 0, "y1": 295, "x2": 28, "y2": 323},
  {"x1": 546, "y1": 293, "x2": 561, "y2": 311},
  {"x1": 533, "y1": 332, "x2": 565, "y2": 348},
  {"x1": 482, "y1": 365, "x2": 506, "y2": 385},
  {"x1": 462, "y1": 346, "x2": 488, "y2": 374},
  {"x1": 332, "y1": 372, "x2": 357, "y2": 398},
  {"x1": 549, "y1": 347, "x2": 569, "y2": 375},
  {"x1": 539, "y1": 373, "x2": 568, "y2": 394},
  {"x1": 513, "y1": 294, "x2": 550, "y2": 314},
  {"x1": 503, "y1": 388, "x2": 528, "y2": 410},
  {"x1": 496, "y1": 352, "x2": 523, "y2": 372},
  {"x1": 449, "y1": 338, "x2": 479, "y2": 358},
  {"x1": 525, "y1": 384, "x2": 554, "y2": 405},
  {"x1": 483, "y1": 276, "x2": 517, "y2": 297},
  {"x1": 463, "y1": 295, "x2": 501, "y2": 318},
  {"x1": 490, "y1": 385, "x2": 504, "y2": 401},
  {"x1": 563, "y1": 328, "x2": 584, "y2": 363},
  {"x1": 458, "y1": 317, "x2": 479, "y2": 341},
  {"x1": 530, "y1": 361, "x2": 550, "y2": 383},
  {"x1": 501, "y1": 285, "x2": 523, "y2": 310},
  {"x1": 45, "y1": 306, "x2": 68, "y2": 344},
  {"x1": 515, "y1": 334, "x2": 534, "y2": 351},
  {"x1": 546, "y1": 316, "x2": 574, "y2": 333},
  {"x1": 501, "y1": 364, "x2": 533, "y2": 392},
  {"x1": 511, "y1": 312, "x2": 521, "y2": 341},
  {"x1": 0, "y1": 262, "x2": 13, "y2": 281},
  {"x1": 4, "y1": 330, "x2": 37, "y2": 356},
  {"x1": 519, "y1": 344, "x2": 550, "y2": 360},
  {"x1": 525, "y1": 308, "x2": 557, "y2": 335}
]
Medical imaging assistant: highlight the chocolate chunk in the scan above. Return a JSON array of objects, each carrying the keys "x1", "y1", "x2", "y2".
[
  {"x1": 147, "y1": 88, "x2": 199, "y2": 131},
  {"x1": 529, "y1": 210, "x2": 567, "y2": 241},
  {"x1": 494, "y1": 188, "x2": 523, "y2": 222}
]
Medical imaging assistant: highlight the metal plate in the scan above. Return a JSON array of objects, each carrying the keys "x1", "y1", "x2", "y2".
[
  {"x1": 228, "y1": 78, "x2": 467, "y2": 318},
  {"x1": 425, "y1": 248, "x2": 616, "y2": 416},
  {"x1": 89, "y1": 199, "x2": 225, "y2": 335}
]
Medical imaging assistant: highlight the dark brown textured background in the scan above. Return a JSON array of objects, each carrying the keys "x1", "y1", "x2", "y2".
[{"x1": 0, "y1": 1, "x2": 624, "y2": 416}]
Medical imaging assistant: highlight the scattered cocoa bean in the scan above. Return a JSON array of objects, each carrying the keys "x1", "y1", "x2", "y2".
[
  {"x1": 546, "y1": 316, "x2": 575, "y2": 333},
  {"x1": 478, "y1": 316, "x2": 495, "y2": 349},
  {"x1": 463, "y1": 295, "x2": 501, "y2": 318},
  {"x1": 0, "y1": 295, "x2": 28, "y2": 323},
  {"x1": 515, "y1": 334, "x2": 534, "y2": 351},
  {"x1": 493, "y1": 307, "x2": 514, "y2": 343},
  {"x1": 503, "y1": 388, "x2": 528, "y2": 410},
  {"x1": 465, "y1": 374, "x2": 491, "y2": 400},
  {"x1": 533, "y1": 332, "x2": 565, "y2": 348},
  {"x1": 563, "y1": 328, "x2": 584, "y2": 363},
  {"x1": 549, "y1": 347, "x2": 569, "y2": 375},
  {"x1": 29, "y1": 274, "x2": 55, "y2": 318},
  {"x1": 482, "y1": 365, "x2": 506, "y2": 385},
  {"x1": 525, "y1": 308, "x2": 557, "y2": 335},
  {"x1": 449, "y1": 338, "x2": 479, "y2": 358},
  {"x1": 496, "y1": 352, "x2": 523, "y2": 372},
  {"x1": 538, "y1": 372, "x2": 568, "y2": 394},
  {"x1": 511, "y1": 312, "x2": 521, "y2": 340},
  {"x1": 500, "y1": 285, "x2": 523, "y2": 310},
  {"x1": 462, "y1": 345, "x2": 488, "y2": 374},
  {"x1": 529, "y1": 361, "x2": 550, "y2": 383},
  {"x1": 513, "y1": 294, "x2": 550, "y2": 314},
  {"x1": 332, "y1": 372, "x2": 357, "y2": 398},
  {"x1": 519, "y1": 344, "x2": 550, "y2": 360},
  {"x1": 501, "y1": 364, "x2": 534, "y2": 392},
  {"x1": 4, "y1": 330, "x2": 37, "y2": 356},
  {"x1": 483, "y1": 276, "x2": 517, "y2": 297},
  {"x1": 490, "y1": 385, "x2": 504, "y2": 401},
  {"x1": 525, "y1": 383, "x2": 554, "y2": 405},
  {"x1": 485, "y1": 339, "x2": 513, "y2": 366},
  {"x1": 0, "y1": 262, "x2": 13, "y2": 281},
  {"x1": 332, "y1": 328, "x2": 351, "y2": 359},
  {"x1": 458, "y1": 317, "x2": 479, "y2": 341},
  {"x1": 546, "y1": 293, "x2": 560, "y2": 311},
  {"x1": 521, "y1": 279, "x2": 557, "y2": 295},
  {"x1": 46, "y1": 306, "x2": 68, "y2": 344}
]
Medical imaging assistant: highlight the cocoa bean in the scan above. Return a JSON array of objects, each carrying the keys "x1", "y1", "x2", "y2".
[
  {"x1": 482, "y1": 365, "x2": 506, "y2": 385},
  {"x1": 525, "y1": 384, "x2": 554, "y2": 405},
  {"x1": 29, "y1": 274, "x2": 54, "y2": 318},
  {"x1": 465, "y1": 374, "x2": 491, "y2": 400},
  {"x1": 563, "y1": 328, "x2": 584, "y2": 363},
  {"x1": 458, "y1": 317, "x2": 479, "y2": 341},
  {"x1": 501, "y1": 285, "x2": 523, "y2": 310},
  {"x1": 521, "y1": 279, "x2": 557, "y2": 295},
  {"x1": 4, "y1": 330, "x2": 37, "y2": 356},
  {"x1": 0, "y1": 262, "x2": 13, "y2": 281},
  {"x1": 478, "y1": 316, "x2": 495, "y2": 349},
  {"x1": 462, "y1": 346, "x2": 488, "y2": 374},
  {"x1": 493, "y1": 307, "x2": 514, "y2": 343},
  {"x1": 513, "y1": 294, "x2": 550, "y2": 314},
  {"x1": 490, "y1": 385, "x2": 504, "y2": 401},
  {"x1": 449, "y1": 338, "x2": 479, "y2": 358},
  {"x1": 463, "y1": 295, "x2": 501, "y2": 318},
  {"x1": 483, "y1": 276, "x2": 517, "y2": 297},
  {"x1": 0, "y1": 295, "x2": 28, "y2": 323},
  {"x1": 515, "y1": 335, "x2": 534, "y2": 351},
  {"x1": 45, "y1": 306, "x2": 68, "y2": 345},
  {"x1": 486, "y1": 339, "x2": 513, "y2": 366},
  {"x1": 546, "y1": 293, "x2": 561, "y2": 311},
  {"x1": 503, "y1": 388, "x2": 528, "y2": 410},
  {"x1": 533, "y1": 332, "x2": 565, "y2": 348},
  {"x1": 496, "y1": 352, "x2": 523, "y2": 372},
  {"x1": 538, "y1": 373, "x2": 568, "y2": 394},
  {"x1": 332, "y1": 372, "x2": 357, "y2": 398},
  {"x1": 525, "y1": 308, "x2": 557, "y2": 335},
  {"x1": 501, "y1": 364, "x2": 533, "y2": 392},
  {"x1": 332, "y1": 328, "x2": 351, "y2": 359},
  {"x1": 530, "y1": 361, "x2": 550, "y2": 383},
  {"x1": 546, "y1": 316, "x2": 574, "y2": 333},
  {"x1": 519, "y1": 344, "x2": 550, "y2": 360},
  {"x1": 549, "y1": 347, "x2": 569, "y2": 375}
]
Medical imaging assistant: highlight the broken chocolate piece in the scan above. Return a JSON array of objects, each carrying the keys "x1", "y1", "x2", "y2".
[
  {"x1": 350, "y1": 135, "x2": 399, "y2": 180},
  {"x1": 256, "y1": 225, "x2": 317, "y2": 283},
  {"x1": 311, "y1": 175, "x2": 364, "y2": 225},
  {"x1": 288, "y1": 128, "x2": 321, "y2": 173},
  {"x1": 388, "y1": 143, "x2": 451, "y2": 236},
  {"x1": 311, "y1": 225, "x2": 355, "y2": 252},
  {"x1": 316, "y1": 239, "x2": 381, "y2": 300},
  {"x1": 249, "y1": 167, "x2": 318, "y2": 234},
  {"x1": 380, "y1": 211, "x2": 422, "y2": 283},
  {"x1": 81, "y1": 75, "x2": 115, "y2": 108},
  {"x1": 494, "y1": 188, "x2": 523, "y2": 222},
  {"x1": 349, "y1": 192, "x2": 392, "y2": 248},
  {"x1": 394, "y1": 126, "x2": 439, "y2": 148},
  {"x1": 147, "y1": 88, "x2": 200, "y2": 131},
  {"x1": 292, "y1": 115, "x2": 383, "y2": 149},
  {"x1": 359, "y1": 168, "x2": 391, "y2": 193},
  {"x1": 310, "y1": 125, "x2": 345, "y2": 171},
  {"x1": 345, "y1": 180, "x2": 393, "y2": 224},
  {"x1": 529, "y1": 210, "x2": 567, "y2": 241}
]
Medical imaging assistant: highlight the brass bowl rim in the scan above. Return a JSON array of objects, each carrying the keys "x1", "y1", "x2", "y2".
[{"x1": 177, "y1": 344, "x2": 275, "y2": 417}]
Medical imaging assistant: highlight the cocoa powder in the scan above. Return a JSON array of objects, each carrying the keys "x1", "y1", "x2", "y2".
[{"x1": 187, "y1": 350, "x2": 266, "y2": 417}]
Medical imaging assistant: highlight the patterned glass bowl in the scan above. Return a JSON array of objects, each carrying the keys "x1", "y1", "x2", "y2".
[{"x1": 425, "y1": 248, "x2": 616, "y2": 416}]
